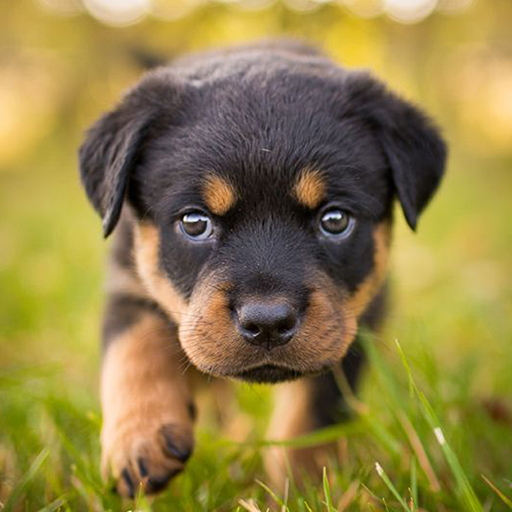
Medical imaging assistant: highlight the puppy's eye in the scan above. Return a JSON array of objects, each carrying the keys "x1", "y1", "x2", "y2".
[
  {"x1": 319, "y1": 208, "x2": 355, "y2": 239},
  {"x1": 180, "y1": 212, "x2": 213, "y2": 241}
]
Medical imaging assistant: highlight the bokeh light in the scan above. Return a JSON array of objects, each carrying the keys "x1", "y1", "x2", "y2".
[
  {"x1": 438, "y1": 0, "x2": 475, "y2": 14},
  {"x1": 37, "y1": 0, "x2": 83, "y2": 16},
  {"x1": 35, "y1": 0, "x2": 478, "y2": 24},
  {"x1": 152, "y1": 0, "x2": 206, "y2": 21},
  {"x1": 341, "y1": 0, "x2": 384, "y2": 19},
  {"x1": 383, "y1": 0, "x2": 437, "y2": 23},
  {"x1": 82, "y1": 0, "x2": 150, "y2": 25}
]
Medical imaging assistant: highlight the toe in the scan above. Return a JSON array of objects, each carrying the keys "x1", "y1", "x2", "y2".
[
  {"x1": 159, "y1": 423, "x2": 194, "y2": 463},
  {"x1": 146, "y1": 468, "x2": 182, "y2": 494},
  {"x1": 103, "y1": 421, "x2": 194, "y2": 498},
  {"x1": 118, "y1": 467, "x2": 136, "y2": 498}
]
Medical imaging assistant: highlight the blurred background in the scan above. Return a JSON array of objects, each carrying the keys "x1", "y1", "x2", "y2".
[{"x1": 1, "y1": 0, "x2": 512, "y2": 509}]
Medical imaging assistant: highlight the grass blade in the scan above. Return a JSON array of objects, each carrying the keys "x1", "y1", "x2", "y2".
[
  {"x1": 256, "y1": 479, "x2": 288, "y2": 510},
  {"x1": 481, "y1": 475, "x2": 512, "y2": 509},
  {"x1": 410, "y1": 457, "x2": 418, "y2": 511},
  {"x1": 395, "y1": 340, "x2": 484, "y2": 512},
  {"x1": 323, "y1": 467, "x2": 337, "y2": 512},
  {"x1": 3, "y1": 448, "x2": 49, "y2": 512},
  {"x1": 35, "y1": 497, "x2": 67, "y2": 512},
  {"x1": 374, "y1": 462, "x2": 411, "y2": 512},
  {"x1": 239, "y1": 498, "x2": 263, "y2": 512},
  {"x1": 304, "y1": 502, "x2": 314, "y2": 512},
  {"x1": 398, "y1": 412, "x2": 441, "y2": 492}
]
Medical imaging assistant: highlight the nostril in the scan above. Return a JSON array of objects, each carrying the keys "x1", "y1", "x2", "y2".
[
  {"x1": 276, "y1": 314, "x2": 298, "y2": 334},
  {"x1": 242, "y1": 322, "x2": 261, "y2": 336}
]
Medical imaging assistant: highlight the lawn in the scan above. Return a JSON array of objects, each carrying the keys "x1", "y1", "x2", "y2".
[
  {"x1": 1, "y1": 1, "x2": 512, "y2": 511},
  {"x1": 1, "y1": 123, "x2": 511, "y2": 512}
]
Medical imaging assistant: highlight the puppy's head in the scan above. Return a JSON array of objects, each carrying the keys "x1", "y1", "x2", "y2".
[{"x1": 80, "y1": 49, "x2": 446, "y2": 383}]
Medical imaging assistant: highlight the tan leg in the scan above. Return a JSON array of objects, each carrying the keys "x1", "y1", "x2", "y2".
[
  {"x1": 264, "y1": 378, "x2": 337, "y2": 490},
  {"x1": 101, "y1": 310, "x2": 195, "y2": 497}
]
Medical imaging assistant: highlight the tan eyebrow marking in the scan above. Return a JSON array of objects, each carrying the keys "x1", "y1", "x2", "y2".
[
  {"x1": 293, "y1": 168, "x2": 326, "y2": 209},
  {"x1": 202, "y1": 175, "x2": 237, "y2": 216}
]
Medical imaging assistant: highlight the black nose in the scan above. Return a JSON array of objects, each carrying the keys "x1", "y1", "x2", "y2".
[{"x1": 235, "y1": 300, "x2": 299, "y2": 349}]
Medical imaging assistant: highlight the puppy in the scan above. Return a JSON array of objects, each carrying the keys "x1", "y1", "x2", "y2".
[{"x1": 79, "y1": 41, "x2": 446, "y2": 497}]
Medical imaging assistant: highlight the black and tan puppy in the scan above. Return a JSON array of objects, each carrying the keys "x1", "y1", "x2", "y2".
[{"x1": 79, "y1": 41, "x2": 446, "y2": 497}]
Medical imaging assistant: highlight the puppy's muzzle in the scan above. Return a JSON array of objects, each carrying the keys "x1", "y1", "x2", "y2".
[{"x1": 234, "y1": 299, "x2": 300, "y2": 350}]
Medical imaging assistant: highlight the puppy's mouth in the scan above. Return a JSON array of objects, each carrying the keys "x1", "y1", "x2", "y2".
[
  {"x1": 233, "y1": 364, "x2": 303, "y2": 383},
  {"x1": 231, "y1": 362, "x2": 334, "y2": 384}
]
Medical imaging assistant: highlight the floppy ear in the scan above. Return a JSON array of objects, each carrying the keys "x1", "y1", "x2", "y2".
[
  {"x1": 345, "y1": 72, "x2": 447, "y2": 230},
  {"x1": 79, "y1": 96, "x2": 155, "y2": 238}
]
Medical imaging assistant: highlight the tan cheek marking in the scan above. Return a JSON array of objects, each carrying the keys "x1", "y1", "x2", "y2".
[
  {"x1": 133, "y1": 222, "x2": 188, "y2": 324},
  {"x1": 179, "y1": 278, "x2": 238, "y2": 371},
  {"x1": 344, "y1": 221, "x2": 391, "y2": 320},
  {"x1": 202, "y1": 175, "x2": 236, "y2": 215},
  {"x1": 297, "y1": 278, "x2": 355, "y2": 360},
  {"x1": 186, "y1": 282, "x2": 233, "y2": 345},
  {"x1": 293, "y1": 168, "x2": 326, "y2": 209}
]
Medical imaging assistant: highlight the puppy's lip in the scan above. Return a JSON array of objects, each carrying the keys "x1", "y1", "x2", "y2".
[
  {"x1": 193, "y1": 353, "x2": 339, "y2": 383},
  {"x1": 229, "y1": 361, "x2": 334, "y2": 384},
  {"x1": 232, "y1": 364, "x2": 304, "y2": 384}
]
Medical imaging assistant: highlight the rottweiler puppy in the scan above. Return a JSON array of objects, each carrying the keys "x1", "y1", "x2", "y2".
[{"x1": 79, "y1": 41, "x2": 446, "y2": 497}]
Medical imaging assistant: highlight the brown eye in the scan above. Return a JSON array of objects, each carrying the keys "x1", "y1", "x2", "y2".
[
  {"x1": 180, "y1": 212, "x2": 213, "y2": 241},
  {"x1": 319, "y1": 208, "x2": 355, "y2": 239}
]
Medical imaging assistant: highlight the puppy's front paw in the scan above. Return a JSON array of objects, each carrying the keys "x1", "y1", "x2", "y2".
[
  {"x1": 99, "y1": 311, "x2": 196, "y2": 498},
  {"x1": 102, "y1": 419, "x2": 194, "y2": 498}
]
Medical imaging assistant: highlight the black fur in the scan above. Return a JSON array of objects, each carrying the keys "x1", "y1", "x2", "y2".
[
  {"x1": 102, "y1": 294, "x2": 165, "y2": 346},
  {"x1": 79, "y1": 41, "x2": 446, "y2": 391},
  {"x1": 79, "y1": 44, "x2": 446, "y2": 240},
  {"x1": 79, "y1": 42, "x2": 447, "y2": 493}
]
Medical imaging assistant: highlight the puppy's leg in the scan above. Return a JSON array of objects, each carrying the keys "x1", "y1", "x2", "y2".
[
  {"x1": 100, "y1": 220, "x2": 195, "y2": 497},
  {"x1": 265, "y1": 343, "x2": 365, "y2": 488}
]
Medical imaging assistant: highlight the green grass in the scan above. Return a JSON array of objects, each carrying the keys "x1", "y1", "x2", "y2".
[{"x1": 1, "y1": 135, "x2": 512, "y2": 511}]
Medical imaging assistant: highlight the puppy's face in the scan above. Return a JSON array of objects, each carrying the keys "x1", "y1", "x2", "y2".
[{"x1": 80, "y1": 49, "x2": 446, "y2": 383}]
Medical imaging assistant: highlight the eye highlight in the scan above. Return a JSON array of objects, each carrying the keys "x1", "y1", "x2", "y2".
[
  {"x1": 179, "y1": 211, "x2": 214, "y2": 241},
  {"x1": 318, "y1": 208, "x2": 355, "y2": 239}
]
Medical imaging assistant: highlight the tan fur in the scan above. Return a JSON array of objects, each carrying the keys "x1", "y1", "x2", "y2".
[
  {"x1": 179, "y1": 277, "x2": 240, "y2": 374},
  {"x1": 344, "y1": 221, "x2": 391, "y2": 319},
  {"x1": 105, "y1": 211, "x2": 147, "y2": 297},
  {"x1": 293, "y1": 168, "x2": 326, "y2": 209},
  {"x1": 202, "y1": 175, "x2": 237, "y2": 215},
  {"x1": 134, "y1": 223, "x2": 188, "y2": 324},
  {"x1": 101, "y1": 313, "x2": 194, "y2": 495},
  {"x1": 179, "y1": 272, "x2": 351, "y2": 378},
  {"x1": 105, "y1": 258, "x2": 147, "y2": 297}
]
